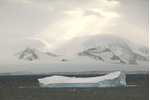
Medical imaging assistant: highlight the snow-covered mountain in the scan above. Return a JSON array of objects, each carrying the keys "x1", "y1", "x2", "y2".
[
  {"x1": 78, "y1": 45, "x2": 148, "y2": 65},
  {"x1": 13, "y1": 35, "x2": 149, "y2": 65},
  {"x1": 14, "y1": 46, "x2": 58, "y2": 61},
  {"x1": 58, "y1": 35, "x2": 149, "y2": 65},
  {"x1": 75, "y1": 36, "x2": 148, "y2": 64},
  {"x1": 14, "y1": 46, "x2": 38, "y2": 61}
]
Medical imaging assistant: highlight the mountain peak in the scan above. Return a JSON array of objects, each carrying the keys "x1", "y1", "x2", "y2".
[
  {"x1": 13, "y1": 35, "x2": 149, "y2": 65},
  {"x1": 26, "y1": 46, "x2": 31, "y2": 49},
  {"x1": 25, "y1": 46, "x2": 34, "y2": 51},
  {"x1": 15, "y1": 46, "x2": 38, "y2": 61},
  {"x1": 14, "y1": 47, "x2": 59, "y2": 61}
]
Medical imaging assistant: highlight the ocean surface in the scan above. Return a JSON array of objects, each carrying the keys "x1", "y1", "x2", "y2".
[{"x1": 0, "y1": 74, "x2": 148, "y2": 100}]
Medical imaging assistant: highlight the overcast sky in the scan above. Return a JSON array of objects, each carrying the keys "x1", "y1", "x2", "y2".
[{"x1": 0, "y1": 0, "x2": 149, "y2": 58}]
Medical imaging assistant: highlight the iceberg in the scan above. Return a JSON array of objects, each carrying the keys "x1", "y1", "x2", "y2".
[{"x1": 38, "y1": 71, "x2": 126, "y2": 88}]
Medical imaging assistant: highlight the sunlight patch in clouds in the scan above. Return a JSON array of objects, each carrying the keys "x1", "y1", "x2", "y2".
[
  {"x1": 0, "y1": 0, "x2": 148, "y2": 58},
  {"x1": 26, "y1": 37, "x2": 51, "y2": 48}
]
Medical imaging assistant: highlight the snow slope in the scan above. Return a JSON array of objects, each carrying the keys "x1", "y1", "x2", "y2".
[
  {"x1": 13, "y1": 35, "x2": 148, "y2": 65},
  {"x1": 73, "y1": 35, "x2": 149, "y2": 65},
  {"x1": 14, "y1": 46, "x2": 59, "y2": 61}
]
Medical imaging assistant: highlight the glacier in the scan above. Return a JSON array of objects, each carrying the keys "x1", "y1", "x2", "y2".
[{"x1": 38, "y1": 71, "x2": 126, "y2": 88}]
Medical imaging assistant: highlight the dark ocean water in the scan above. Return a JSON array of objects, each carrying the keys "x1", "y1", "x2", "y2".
[{"x1": 0, "y1": 74, "x2": 149, "y2": 100}]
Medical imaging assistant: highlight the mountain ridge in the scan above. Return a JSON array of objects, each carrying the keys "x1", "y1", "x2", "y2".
[
  {"x1": 13, "y1": 36, "x2": 149, "y2": 65},
  {"x1": 14, "y1": 46, "x2": 58, "y2": 61}
]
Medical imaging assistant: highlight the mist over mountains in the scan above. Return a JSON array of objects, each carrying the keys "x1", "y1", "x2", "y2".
[{"x1": 14, "y1": 35, "x2": 149, "y2": 65}]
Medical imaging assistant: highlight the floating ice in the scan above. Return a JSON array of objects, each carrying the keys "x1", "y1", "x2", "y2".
[{"x1": 38, "y1": 71, "x2": 126, "y2": 88}]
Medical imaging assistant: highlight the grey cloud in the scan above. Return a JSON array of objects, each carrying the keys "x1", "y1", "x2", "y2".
[
  {"x1": 83, "y1": 10, "x2": 104, "y2": 17},
  {"x1": 0, "y1": 0, "x2": 65, "y2": 37},
  {"x1": 115, "y1": 0, "x2": 148, "y2": 28},
  {"x1": 0, "y1": 0, "x2": 148, "y2": 58}
]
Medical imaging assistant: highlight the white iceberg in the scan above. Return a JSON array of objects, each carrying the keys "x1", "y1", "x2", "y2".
[{"x1": 38, "y1": 71, "x2": 126, "y2": 88}]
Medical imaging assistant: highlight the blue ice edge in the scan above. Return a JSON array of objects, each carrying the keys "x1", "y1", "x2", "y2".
[
  {"x1": 38, "y1": 71, "x2": 126, "y2": 88},
  {"x1": 39, "y1": 79, "x2": 125, "y2": 88}
]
